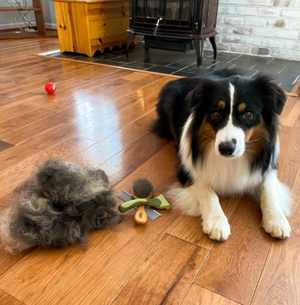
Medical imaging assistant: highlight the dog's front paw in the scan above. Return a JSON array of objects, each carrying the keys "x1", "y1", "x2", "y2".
[
  {"x1": 202, "y1": 215, "x2": 231, "y2": 241},
  {"x1": 262, "y1": 215, "x2": 291, "y2": 239}
]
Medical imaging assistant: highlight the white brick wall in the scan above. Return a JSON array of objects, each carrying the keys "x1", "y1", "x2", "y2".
[{"x1": 211, "y1": 0, "x2": 300, "y2": 60}]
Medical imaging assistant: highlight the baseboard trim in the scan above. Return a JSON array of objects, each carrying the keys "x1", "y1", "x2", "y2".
[{"x1": 45, "y1": 23, "x2": 57, "y2": 30}]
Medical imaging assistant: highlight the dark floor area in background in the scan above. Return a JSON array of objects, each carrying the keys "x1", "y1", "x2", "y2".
[{"x1": 48, "y1": 39, "x2": 300, "y2": 92}]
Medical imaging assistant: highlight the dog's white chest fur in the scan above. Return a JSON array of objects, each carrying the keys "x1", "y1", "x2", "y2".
[
  {"x1": 182, "y1": 145, "x2": 262, "y2": 196},
  {"x1": 196, "y1": 151, "x2": 262, "y2": 196},
  {"x1": 179, "y1": 114, "x2": 263, "y2": 196}
]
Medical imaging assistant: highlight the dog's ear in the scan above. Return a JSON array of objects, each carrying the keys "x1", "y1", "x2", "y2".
[{"x1": 253, "y1": 74, "x2": 287, "y2": 115}]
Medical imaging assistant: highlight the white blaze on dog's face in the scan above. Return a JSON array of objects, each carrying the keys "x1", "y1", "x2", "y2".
[
  {"x1": 185, "y1": 75, "x2": 275, "y2": 165},
  {"x1": 214, "y1": 84, "x2": 245, "y2": 158}
]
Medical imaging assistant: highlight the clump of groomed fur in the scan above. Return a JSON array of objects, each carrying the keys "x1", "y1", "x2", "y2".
[{"x1": 0, "y1": 159, "x2": 121, "y2": 254}]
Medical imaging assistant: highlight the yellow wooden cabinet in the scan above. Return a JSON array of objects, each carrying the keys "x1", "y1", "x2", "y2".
[{"x1": 52, "y1": 0, "x2": 130, "y2": 57}]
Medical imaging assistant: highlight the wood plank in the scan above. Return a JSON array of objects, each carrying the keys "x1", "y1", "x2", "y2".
[
  {"x1": 0, "y1": 61, "x2": 124, "y2": 99},
  {"x1": 0, "y1": 120, "x2": 96, "y2": 171},
  {"x1": 251, "y1": 166, "x2": 300, "y2": 305},
  {"x1": 182, "y1": 285, "x2": 241, "y2": 305},
  {"x1": 0, "y1": 211, "x2": 179, "y2": 305},
  {"x1": 167, "y1": 197, "x2": 241, "y2": 250},
  {"x1": 0, "y1": 140, "x2": 14, "y2": 152},
  {"x1": 0, "y1": 228, "x2": 113, "y2": 304},
  {"x1": 98, "y1": 132, "x2": 170, "y2": 187},
  {"x1": 0, "y1": 90, "x2": 165, "y2": 172},
  {"x1": 62, "y1": 118, "x2": 154, "y2": 169},
  {"x1": 278, "y1": 126, "x2": 300, "y2": 188},
  {"x1": 281, "y1": 96, "x2": 300, "y2": 127},
  {"x1": 194, "y1": 197, "x2": 273, "y2": 305},
  {"x1": 112, "y1": 141, "x2": 178, "y2": 197},
  {"x1": 0, "y1": 289, "x2": 25, "y2": 305},
  {"x1": 111, "y1": 234, "x2": 209, "y2": 305},
  {"x1": 280, "y1": 95, "x2": 297, "y2": 120},
  {"x1": 0, "y1": 136, "x2": 95, "y2": 200},
  {"x1": 1, "y1": 100, "x2": 108, "y2": 144},
  {"x1": 289, "y1": 78, "x2": 300, "y2": 97},
  {"x1": 0, "y1": 60, "x2": 129, "y2": 95}
]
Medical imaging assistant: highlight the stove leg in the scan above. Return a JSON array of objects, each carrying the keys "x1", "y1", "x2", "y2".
[
  {"x1": 193, "y1": 39, "x2": 204, "y2": 66},
  {"x1": 126, "y1": 33, "x2": 136, "y2": 58},
  {"x1": 209, "y1": 36, "x2": 217, "y2": 59}
]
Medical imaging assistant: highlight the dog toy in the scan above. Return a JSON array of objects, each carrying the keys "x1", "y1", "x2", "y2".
[
  {"x1": 0, "y1": 159, "x2": 121, "y2": 254},
  {"x1": 132, "y1": 178, "x2": 154, "y2": 225},
  {"x1": 45, "y1": 82, "x2": 56, "y2": 94},
  {"x1": 119, "y1": 191, "x2": 171, "y2": 217}
]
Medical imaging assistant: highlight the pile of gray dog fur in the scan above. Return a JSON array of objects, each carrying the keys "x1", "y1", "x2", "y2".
[{"x1": 0, "y1": 159, "x2": 121, "y2": 254}]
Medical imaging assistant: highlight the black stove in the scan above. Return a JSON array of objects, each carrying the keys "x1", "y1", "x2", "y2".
[{"x1": 126, "y1": 0, "x2": 219, "y2": 66}]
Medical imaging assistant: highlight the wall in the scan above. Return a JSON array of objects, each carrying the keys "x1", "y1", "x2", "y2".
[
  {"x1": 214, "y1": 0, "x2": 300, "y2": 60},
  {"x1": 43, "y1": 0, "x2": 56, "y2": 27}
]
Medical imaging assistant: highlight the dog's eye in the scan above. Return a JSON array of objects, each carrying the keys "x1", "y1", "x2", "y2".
[
  {"x1": 211, "y1": 111, "x2": 222, "y2": 121},
  {"x1": 243, "y1": 111, "x2": 253, "y2": 119}
]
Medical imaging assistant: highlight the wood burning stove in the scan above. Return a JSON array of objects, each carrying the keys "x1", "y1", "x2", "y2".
[{"x1": 126, "y1": 0, "x2": 219, "y2": 66}]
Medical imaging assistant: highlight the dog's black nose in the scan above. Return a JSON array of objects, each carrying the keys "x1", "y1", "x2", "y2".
[{"x1": 219, "y1": 141, "x2": 236, "y2": 156}]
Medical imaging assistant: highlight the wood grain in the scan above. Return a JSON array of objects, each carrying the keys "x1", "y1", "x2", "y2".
[
  {"x1": 0, "y1": 140, "x2": 14, "y2": 152},
  {"x1": 167, "y1": 197, "x2": 241, "y2": 250},
  {"x1": 195, "y1": 198, "x2": 274, "y2": 305},
  {"x1": 0, "y1": 136, "x2": 95, "y2": 199},
  {"x1": 182, "y1": 285, "x2": 241, "y2": 305},
  {"x1": 53, "y1": 0, "x2": 130, "y2": 56},
  {"x1": 0, "y1": 37, "x2": 299, "y2": 305},
  {"x1": 111, "y1": 234, "x2": 209, "y2": 305},
  {"x1": 0, "y1": 289, "x2": 25, "y2": 305},
  {"x1": 0, "y1": 214, "x2": 179, "y2": 305},
  {"x1": 251, "y1": 166, "x2": 300, "y2": 305}
]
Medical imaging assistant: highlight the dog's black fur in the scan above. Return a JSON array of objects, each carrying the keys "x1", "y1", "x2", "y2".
[
  {"x1": 152, "y1": 69, "x2": 242, "y2": 141},
  {"x1": 151, "y1": 68, "x2": 292, "y2": 241},
  {"x1": 152, "y1": 69, "x2": 286, "y2": 184}
]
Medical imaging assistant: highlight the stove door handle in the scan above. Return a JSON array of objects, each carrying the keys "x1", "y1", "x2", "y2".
[{"x1": 154, "y1": 17, "x2": 163, "y2": 35}]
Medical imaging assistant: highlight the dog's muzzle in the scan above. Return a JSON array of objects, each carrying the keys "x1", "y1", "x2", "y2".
[{"x1": 218, "y1": 139, "x2": 237, "y2": 157}]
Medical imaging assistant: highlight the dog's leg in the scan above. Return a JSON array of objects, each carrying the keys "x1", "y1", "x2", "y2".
[
  {"x1": 168, "y1": 182, "x2": 231, "y2": 241},
  {"x1": 260, "y1": 170, "x2": 292, "y2": 239},
  {"x1": 192, "y1": 183, "x2": 231, "y2": 241}
]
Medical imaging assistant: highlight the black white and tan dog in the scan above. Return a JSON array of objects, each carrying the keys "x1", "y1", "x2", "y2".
[{"x1": 152, "y1": 69, "x2": 293, "y2": 241}]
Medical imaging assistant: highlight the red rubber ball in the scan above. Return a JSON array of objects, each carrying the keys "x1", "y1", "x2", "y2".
[{"x1": 45, "y1": 82, "x2": 56, "y2": 94}]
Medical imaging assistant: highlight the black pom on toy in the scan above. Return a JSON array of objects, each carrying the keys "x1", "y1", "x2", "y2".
[
  {"x1": 131, "y1": 178, "x2": 154, "y2": 225},
  {"x1": 132, "y1": 178, "x2": 154, "y2": 199},
  {"x1": 0, "y1": 159, "x2": 121, "y2": 253}
]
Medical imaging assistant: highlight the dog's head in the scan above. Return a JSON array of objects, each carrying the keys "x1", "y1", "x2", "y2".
[{"x1": 187, "y1": 74, "x2": 286, "y2": 160}]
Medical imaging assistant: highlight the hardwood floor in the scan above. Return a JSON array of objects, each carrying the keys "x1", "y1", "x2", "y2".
[{"x1": 0, "y1": 38, "x2": 299, "y2": 305}]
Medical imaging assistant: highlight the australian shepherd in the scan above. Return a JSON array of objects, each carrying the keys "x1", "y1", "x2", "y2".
[{"x1": 152, "y1": 69, "x2": 293, "y2": 241}]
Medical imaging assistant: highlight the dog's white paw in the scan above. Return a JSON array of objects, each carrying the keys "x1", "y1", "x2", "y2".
[
  {"x1": 202, "y1": 215, "x2": 231, "y2": 241},
  {"x1": 262, "y1": 215, "x2": 291, "y2": 239}
]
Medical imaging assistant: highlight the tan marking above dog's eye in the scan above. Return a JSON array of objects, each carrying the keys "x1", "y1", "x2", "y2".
[
  {"x1": 238, "y1": 103, "x2": 247, "y2": 113},
  {"x1": 218, "y1": 100, "x2": 226, "y2": 109}
]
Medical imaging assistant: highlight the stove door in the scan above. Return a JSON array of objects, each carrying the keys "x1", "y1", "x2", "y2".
[{"x1": 130, "y1": 0, "x2": 195, "y2": 36}]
